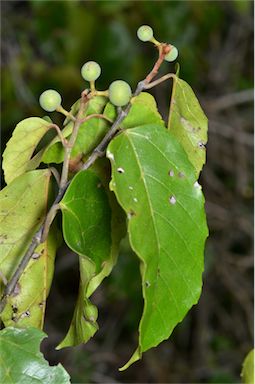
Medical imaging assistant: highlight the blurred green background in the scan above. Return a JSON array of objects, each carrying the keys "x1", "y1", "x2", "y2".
[{"x1": 1, "y1": 1, "x2": 253, "y2": 383}]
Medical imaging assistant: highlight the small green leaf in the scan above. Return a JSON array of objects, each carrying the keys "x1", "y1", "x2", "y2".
[
  {"x1": 0, "y1": 170, "x2": 51, "y2": 296},
  {"x1": 107, "y1": 124, "x2": 208, "y2": 369},
  {"x1": 168, "y1": 76, "x2": 208, "y2": 176},
  {"x1": 104, "y1": 92, "x2": 165, "y2": 129},
  {"x1": 0, "y1": 327, "x2": 70, "y2": 384},
  {"x1": 241, "y1": 349, "x2": 254, "y2": 384},
  {"x1": 1, "y1": 227, "x2": 61, "y2": 330},
  {"x1": 42, "y1": 96, "x2": 109, "y2": 164},
  {"x1": 2, "y1": 117, "x2": 53, "y2": 184},
  {"x1": 58, "y1": 169, "x2": 125, "y2": 348}
]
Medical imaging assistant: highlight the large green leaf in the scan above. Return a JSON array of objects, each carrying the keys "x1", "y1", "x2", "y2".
[
  {"x1": 107, "y1": 124, "x2": 208, "y2": 369},
  {"x1": 168, "y1": 76, "x2": 208, "y2": 176},
  {"x1": 104, "y1": 92, "x2": 165, "y2": 129},
  {"x1": 0, "y1": 327, "x2": 70, "y2": 384},
  {"x1": 42, "y1": 96, "x2": 109, "y2": 164},
  {"x1": 0, "y1": 170, "x2": 51, "y2": 296},
  {"x1": 1, "y1": 227, "x2": 61, "y2": 330},
  {"x1": 2, "y1": 117, "x2": 53, "y2": 184},
  {"x1": 58, "y1": 169, "x2": 125, "y2": 348},
  {"x1": 241, "y1": 349, "x2": 254, "y2": 384}
]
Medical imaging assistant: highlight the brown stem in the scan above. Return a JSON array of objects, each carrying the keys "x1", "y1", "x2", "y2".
[
  {"x1": 59, "y1": 94, "x2": 89, "y2": 189},
  {"x1": 145, "y1": 43, "x2": 171, "y2": 83},
  {"x1": 0, "y1": 228, "x2": 42, "y2": 313},
  {"x1": 144, "y1": 73, "x2": 175, "y2": 89},
  {"x1": 50, "y1": 124, "x2": 68, "y2": 147}
]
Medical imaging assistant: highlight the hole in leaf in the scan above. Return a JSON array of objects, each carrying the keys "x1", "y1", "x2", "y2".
[
  {"x1": 198, "y1": 141, "x2": 206, "y2": 149},
  {"x1": 127, "y1": 210, "x2": 136, "y2": 220},
  {"x1": 169, "y1": 195, "x2": 176, "y2": 205}
]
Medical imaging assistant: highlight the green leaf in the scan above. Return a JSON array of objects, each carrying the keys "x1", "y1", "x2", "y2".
[
  {"x1": 58, "y1": 169, "x2": 125, "y2": 348},
  {"x1": 0, "y1": 327, "x2": 70, "y2": 384},
  {"x1": 1, "y1": 227, "x2": 61, "y2": 330},
  {"x1": 107, "y1": 124, "x2": 208, "y2": 369},
  {"x1": 42, "y1": 96, "x2": 109, "y2": 164},
  {"x1": 168, "y1": 76, "x2": 208, "y2": 176},
  {"x1": 241, "y1": 349, "x2": 254, "y2": 384},
  {"x1": 104, "y1": 92, "x2": 165, "y2": 129},
  {"x1": 0, "y1": 170, "x2": 51, "y2": 296},
  {"x1": 2, "y1": 117, "x2": 53, "y2": 184}
]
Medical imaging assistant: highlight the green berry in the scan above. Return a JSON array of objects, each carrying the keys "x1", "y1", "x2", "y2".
[
  {"x1": 84, "y1": 303, "x2": 98, "y2": 322},
  {"x1": 81, "y1": 61, "x2": 101, "y2": 82},
  {"x1": 137, "y1": 25, "x2": 154, "y2": 42},
  {"x1": 39, "y1": 90, "x2": 62, "y2": 112},
  {"x1": 164, "y1": 46, "x2": 178, "y2": 62},
  {"x1": 109, "y1": 80, "x2": 132, "y2": 107}
]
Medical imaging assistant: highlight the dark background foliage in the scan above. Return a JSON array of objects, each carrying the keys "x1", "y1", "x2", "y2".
[{"x1": 1, "y1": 1, "x2": 253, "y2": 383}]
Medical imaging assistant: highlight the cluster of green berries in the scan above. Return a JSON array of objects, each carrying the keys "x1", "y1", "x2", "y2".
[{"x1": 39, "y1": 25, "x2": 178, "y2": 112}]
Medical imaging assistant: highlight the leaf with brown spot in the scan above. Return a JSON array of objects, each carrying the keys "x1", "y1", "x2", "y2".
[
  {"x1": 1, "y1": 226, "x2": 61, "y2": 329},
  {"x1": 0, "y1": 170, "x2": 51, "y2": 302},
  {"x1": 168, "y1": 76, "x2": 208, "y2": 177},
  {"x1": 107, "y1": 124, "x2": 208, "y2": 369}
]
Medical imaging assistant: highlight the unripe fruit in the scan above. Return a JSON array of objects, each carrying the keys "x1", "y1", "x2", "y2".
[
  {"x1": 81, "y1": 61, "x2": 101, "y2": 81},
  {"x1": 39, "y1": 90, "x2": 62, "y2": 112},
  {"x1": 137, "y1": 25, "x2": 154, "y2": 42},
  {"x1": 84, "y1": 303, "x2": 98, "y2": 322},
  {"x1": 109, "y1": 80, "x2": 132, "y2": 107},
  {"x1": 164, "y1": 46, "x2": 178, "y2": 62}
]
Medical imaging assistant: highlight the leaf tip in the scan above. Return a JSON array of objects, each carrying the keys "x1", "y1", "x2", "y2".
[{"x1": 119, "y1": 348, "x2": 141, "y2": 371}]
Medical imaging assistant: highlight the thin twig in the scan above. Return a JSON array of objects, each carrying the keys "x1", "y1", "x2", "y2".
[
  {"x1": 145, "y1": 43, "x2": 171, "y2": 83},
  {"x1": 144, "y1": 73, "x2": 175, "y2": 89},
  {"x1": 0, "y1": 45, "x2": 172, "y2": 313},
  {"x1": 49, "y1": 167, "x2": 61, "y2": 186},
  {"x1": 0, "y1": 228, "x2": 42, "y2": 313},
  {"x1": 41, "y1": 204, "x2": 60, "y2": 242},
  {"x1": 50, "y1": 124, "x2": 68, "y2": 147},
  {"x1": 79, "y1": 113, "x2": 113, "y2": 125},
  {"x1": 59, "y1": 93, "x2": 89, "y2": 189}
]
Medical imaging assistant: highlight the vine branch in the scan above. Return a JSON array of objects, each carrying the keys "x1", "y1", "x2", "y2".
[{"x1": 0, "y1": 43, "x2": 172, "y2": 314}]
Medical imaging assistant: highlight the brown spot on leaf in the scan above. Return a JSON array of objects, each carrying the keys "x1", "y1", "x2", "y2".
[
  {"x1": 11, "y1": 314, "x2": 18, "y2": 322},
  {"x1": 20, "y1": 310, "x2": 30, "y2": 319},
  {"x1": 12, "y1": 304, "x2": 18, "y2": 313},
  {"x1": 32, "y1": 252, "x2": 41, "y2": 260},
  {"x1": 39, "y1": 301, "x2": 45, "y2": 308},
  {"x1": 12, "y1": 283, "x2": 21, "y2": 296},
  {"x1": 127, "y1": 210, "x2": 136, "y2": 220},
  {"x1": 198, "y1": 141, "x2": 206, "y2": 149}
]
